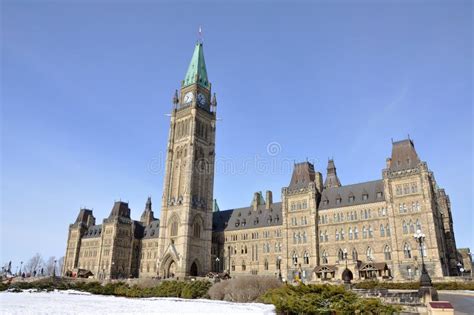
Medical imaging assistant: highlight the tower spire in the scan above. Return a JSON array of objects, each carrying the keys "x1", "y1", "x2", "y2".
[
  {"x1": 324, "y1": 159, "x2": 341, "y2": 189},
  {"x1": 183, "y1": 41, "x2": 209, "y2": 89}
]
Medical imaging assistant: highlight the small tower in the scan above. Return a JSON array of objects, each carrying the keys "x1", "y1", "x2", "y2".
[
  {"x1": 140, "y1": 197, "x2": 155, "y2": 226},
  {"x1": 324, "y1": 159, "x2": 341, "y2": 189}
]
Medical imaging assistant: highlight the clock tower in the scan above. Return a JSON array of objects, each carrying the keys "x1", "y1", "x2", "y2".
[{"x1": 157, "y1": 41, "x2": 217, "y2": 278}]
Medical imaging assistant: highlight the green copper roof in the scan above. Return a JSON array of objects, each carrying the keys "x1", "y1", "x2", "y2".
[{"x1": 183, "y1": 42, "x2": 209, "y2": 89}]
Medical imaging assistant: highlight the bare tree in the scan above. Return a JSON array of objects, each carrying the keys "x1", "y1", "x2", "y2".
[
  {"x1": 24, "y1": 253, "x2": 44, "y2": 275},
  {"x1": 57, "y1": 256, "x2": 64, "y2": 276},
  {"x1": 45, "y1": 256, "x2": 56, "y2": 276}
]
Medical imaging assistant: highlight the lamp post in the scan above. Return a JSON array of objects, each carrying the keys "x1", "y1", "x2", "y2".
[
  {"x1": 111, "y1": 261, "x2": 115, "y2": 280},
  {"x1": 227, "y1": 246, "x2": 231, "y2": 276},
  {"x1": 413, "y1": 229, "x2": 432, "y2": 287},
  {"x1": 215, "y1": 257, "x2": 220, "y2": 273},
  {"x1": 277, "y1": 256, "x2": 282, "y2": 281},
  {"x1": 20, "y1": 261, "x2": 23, "y2": 276},
  {"x1": 342, "y1": 248, "x2": 353, "y2": 288}
]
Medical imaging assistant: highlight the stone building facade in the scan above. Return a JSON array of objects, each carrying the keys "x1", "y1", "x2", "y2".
[{"x1": 62, "y1": 40, "x2": 463, "y2": 282}]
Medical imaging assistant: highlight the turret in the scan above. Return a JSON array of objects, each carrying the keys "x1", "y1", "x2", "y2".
[
  {"x1": 324, "y1": 159, "x2": 341, "y2": 189},
  {"x1": 140, "y1": 197, "x2": 155, "y2": 226}
]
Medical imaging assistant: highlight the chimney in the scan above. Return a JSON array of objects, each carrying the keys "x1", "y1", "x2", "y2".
[
  {"x1": 265, "y1": 191, "x2": 273, "y2": 209},
  {"x1": 386, "y1": 158, "x2": 392, "y2": 169},
  {"x1": 252, "y1": 192, "x2": 260, "y2": 211}
]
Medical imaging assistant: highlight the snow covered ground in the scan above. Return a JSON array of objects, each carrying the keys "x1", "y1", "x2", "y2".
[{"x1": 0, "y1": 290, "x2": 276, "y2": 314}]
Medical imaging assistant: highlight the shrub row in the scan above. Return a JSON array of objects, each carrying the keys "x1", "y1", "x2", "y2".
[
  {"x1": 354, "y1": 280, "x2": 474, "y2": 291},
  {"x1": 208, "y1": 276, "x2": 282, "y2": 302},
  {"x1": 260, "y1": 283, "x2": 401, "y2": 314},
  {"x1": 2, "y1": 278, "x2": 211, "y2": 299}
]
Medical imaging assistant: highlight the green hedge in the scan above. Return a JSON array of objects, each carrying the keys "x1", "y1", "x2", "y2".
[
  {"x1": 260, "y1": 283, "x2": 400, "y2": 314},
  {"x1": 354, "y1": 280, "x2": 474, "y2": 291},
  {"x1": 2, "y1": 279, "x2": 211, "y2": 299}
]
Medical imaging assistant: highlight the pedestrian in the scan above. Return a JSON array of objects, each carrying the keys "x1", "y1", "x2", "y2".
[
  {"x1": 41, "y1": 268, "x2": 44, "y2": 276},
  {"x1": 33, "y1": 270, "x2": 37, "y2": 277}
]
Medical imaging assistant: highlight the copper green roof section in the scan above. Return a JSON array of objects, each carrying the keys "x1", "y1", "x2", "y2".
[{"x1": 183, "y1": 42, "x2": 210, "y2": 89}]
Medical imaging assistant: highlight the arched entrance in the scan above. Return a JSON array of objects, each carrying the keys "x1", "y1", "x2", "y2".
[
  {"x1": 167, "y1": 261, "x2": 176, "y2": 278},
  {"x1": 190, "y1": 262, "x2": 198, "y2": 276}
]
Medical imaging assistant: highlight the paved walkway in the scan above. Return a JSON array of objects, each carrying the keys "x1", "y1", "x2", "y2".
[{"x1": 439, "y1": 293, "x2": 474, "y2": 315}]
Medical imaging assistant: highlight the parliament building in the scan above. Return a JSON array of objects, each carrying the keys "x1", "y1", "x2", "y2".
[{"x1": 62, "y1": 40, "x2": 463, "y2": 282}]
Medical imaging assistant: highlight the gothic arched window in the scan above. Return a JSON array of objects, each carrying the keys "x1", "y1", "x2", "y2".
[
  {"x1": 338, "y1": 249, "x2": 344, "y2": 262},
  {"x1": 384, "y1": 245, "x2": 392, "y2": 260},
  {"x1": 321, "y1": 250, "x2": 328, "y2": 264},
  {"x1": 352, "y1": 248, "x2": 358, "y2": 261},
  {"x1": 409, "y1": 220, "x2": 415, "y2": 234},
  {"x1": 170, "y1": 220, "x2": 178, "y2": 237},
  {"x1": 403, "y1": 221, "x2": 408, "y2": 234},
  {"x1": 292, "y1": 252, "x2": 298, "y2": 265},
  {"x1": 366, "y1": 247, "x2": 373, "y2": 260},
  {"x1": 380, "y1": 224, "x2": 385, "y2": 237},
  {"x1": 404, "y1": 243, "x2": 412, "y2": 258},
  {"x1": 193, "y1": 221, "x2": 201, "y2": 238}
]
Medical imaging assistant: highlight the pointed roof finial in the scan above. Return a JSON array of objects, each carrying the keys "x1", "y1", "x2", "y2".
[
  {"x1": 146, "y1": 196, "x2": 152, "y2": 211},
  {"x1": 198, "y1": 26, "x2": 203, "y2": 44},
  {"x1": 173, "y1": 90, "x2": 179, "y2": 104}
]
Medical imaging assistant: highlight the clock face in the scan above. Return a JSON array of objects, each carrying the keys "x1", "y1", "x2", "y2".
[
  {"x1": 183, "y1": 92, "x2": 194, "y2": 104},
  {"x1": 197, "y1": 93, "x2": 206, "y2": 106}
]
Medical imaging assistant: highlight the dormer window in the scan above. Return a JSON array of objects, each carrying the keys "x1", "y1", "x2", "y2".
[
  {"x1": 336, "y1": 198, "x2": 342, "y2": 205},
  {"x1": 238, "y1": 212, "x2": 241, "y2": 217},
  {"x1": 235, "y1": 219, "x2": 240, "y2": 227},
  {"x1": 362, "y1": 194, "x2": 368, "y2": 201},
  {"x1": 322, "y1": 200, "x2": 329, "y2": 206},
  {"x1": 254, "y1": 217, "x2": 259, "y2": 225},
  {"x1": 242, "y1": 219, "x2": 246, "y2": 227},
  {"x1": 348, "y1": 196, "x2": 355, "y2": 203},
  {"x1": 376, "y1": 192, "x2": 383, "y2": 199}
]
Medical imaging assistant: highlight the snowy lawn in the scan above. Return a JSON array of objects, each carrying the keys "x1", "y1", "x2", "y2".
[{"x1": 0, "y1": 290, "x2": 276, "y2": 314}]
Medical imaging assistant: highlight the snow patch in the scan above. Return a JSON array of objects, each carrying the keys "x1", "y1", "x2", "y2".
[{"x1": 0, "y1": 291, "x2": 275, "y2": 314}]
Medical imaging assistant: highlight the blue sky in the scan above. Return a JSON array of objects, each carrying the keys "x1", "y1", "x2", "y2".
[{"x1": 1, "y1": 0, "x2": 472, "y2": 267}]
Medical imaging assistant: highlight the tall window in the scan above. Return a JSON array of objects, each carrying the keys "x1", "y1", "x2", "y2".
[
  {"x1": 340, "y1": 229, "x2": 345, "y2": 240},
  {"x1": 404, "y1": 243, "x2": 412, "y2": 258},
  {"x1": 241, "y1": 261, "x2": 246, "y2": 271},
  {"x1": 320, "y1": 232, "x2": 324, "y2": 242},
  {"x1": 170, "y1": 220, "x2": 178, "y2": 237},
  {"x1": 368, "y1": 225, "x2": 373, "y2": 238},
  {"x1": 304, "y1": 252, "x2": 309, "y2": 264},
  {"x1": 337, "y1": 249, "x2": 344, "y2": 262},
  {"x1": 264, "y1": 259, "x2": 269, "y2": 270},
  {"x1": 380, "y1": 224, "x2": 385, "y2": 237},
  {"x1": 362, "y1": 226, "x2": 367, "y2": 239},
  {"x1": 366, "y1": 247, "x2": 373, "y2": 260},
  {"x1": 349, "y1": 227, "x2": 353, "y2": 240},
  {"x1": 193, "y1": 221, "x2": 201, "y2": 238},
  {"x1": 409, "y1": 220, "x2": 415, "y2": 234},
  {"x1": 354, "y1": 227, "x2": 359, "y2": 239},
  {"x1": 292, "y1": 252, "x2": 298, "y2": 264},
  {"x1": 352, "y1": 248, "x2": 358, "y2": 261},
  {"x1": 335, "y1": 230, "x2": 340, "y2": 241},
  {"x1": 384, "y1": 245, "x2": 392, "y2": 260},
  {"x1": 386, "y1": 224, "x2": 391, "y2": 237},
  {"x1": 321, "y1": 251, "x2": 328, "y2": 264},
  {"x1": 303, "y1": 231, "x2": 307, "y2": 243},
  {"x1": 416, "y1": 219, "x2": 421, "y2": 231},
  {"x1": 403, "y1": 221, "x2": 408, "y2": 234}
]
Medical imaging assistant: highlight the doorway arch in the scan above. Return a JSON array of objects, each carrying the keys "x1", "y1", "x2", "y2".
[
  {"x1": 190, "y1": 262, "x2": 198, "y2": 276},
  {"x1": 167, "y1": 261, "x2": 176, "y2": 278}
]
